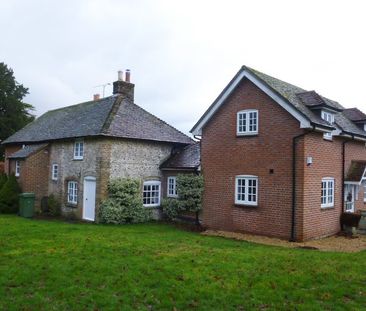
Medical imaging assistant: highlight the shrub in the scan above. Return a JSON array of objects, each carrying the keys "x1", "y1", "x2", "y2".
[
  {"x1": 0, "y1": 173, "x2": 7, "y2": 191},
  {"x1": 99, "y1": 178, "x2": 152, "y2": 224},
  {"x1": 162, "y1": 174, "x2": 204, "y2": 222},
  {"x1": 0, "y1": 174, "x2": 21, "y2": 214},
  {"x1": 341, "y1": 212, "x2": 361, "y2": 228},
  {"x1": 161, "y1": 198, "x2": 182, "y2": 220},
  {"x1": 48, "y1": 194, "x2": 61, "y2": 217}
]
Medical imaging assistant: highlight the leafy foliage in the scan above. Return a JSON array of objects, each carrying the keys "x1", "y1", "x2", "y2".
[
  {"x1": 0, "y1": 173, "x2": 7, "y2": 191},
  {"x1": 162, "y1": 174, "x2": 204, "y2": 220},
  {"x1": 47, "y1": 194, "x2": 61, "y2": 217},
  {"x1": 0, "y1": 63, "x2": 35, "y2": 160},
  {"x1": 0, "y1": 174, "x2": 21, "y2": 213},
  {"x1": 99, "y1": 178, "x2": 152, "y2": 224},
  {"x1": 161, "y1": 198, "x2": 182, "y2": 220}
]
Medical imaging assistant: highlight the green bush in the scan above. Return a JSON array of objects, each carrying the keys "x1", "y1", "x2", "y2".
[
  {"x1": 99, "y1": 178, "x2": 152, "y2": 224},
  {"x1": 0, "y1": 174, "x2": 21, "y2": 214},
  {"x1": 162, "y1": 174, "x2": 204, "y2": 221},
  {"x1": 48, "y1": 194, "x2": 61, "y2": 217},
  {"x1": 0, "y1": 173, "x2": 7, "y2": 191},
  {"x1": 161, "y1": 198, "x2": 182, "y2": 220}
]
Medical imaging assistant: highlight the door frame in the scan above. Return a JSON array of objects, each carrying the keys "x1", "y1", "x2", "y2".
[
  {"x1": 344, "y1": 183, "x2": 355, "y2": 213},
  {"x1": 82, "y1": 176, "x2": 96, "y2": 221}
]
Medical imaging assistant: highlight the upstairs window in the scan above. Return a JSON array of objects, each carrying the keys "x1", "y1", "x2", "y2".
[
  {"x1": 67, "y1": 181, "x2": 78, "y2": 204},
  {"x1": 15, "y1": 160, "x2": 20, "y2": 177},
  {"x1": 237, "y1": 110, "x2": 258, "y2": 135},
  {"x1": 235, "y1": 175, "x2": 258, "y2": 206},
  {"x1": 321, "y1": 111, "x2": 335, "y2": 140},
  {"x1": 52, "y1": 164, "x2": 58, "y2": 181},
  {"x1": 321, "y1": 178, "x2": 334, "y2": 208},
  {"x1": 74, "y1": 140, "x2": 84, "y2": 160},
  {"x1": 143, "y1": 181, "x2": 161, "y2": 207},
  {"x1": 167, "y1": 176, "x2": 178, "y2": 197}
]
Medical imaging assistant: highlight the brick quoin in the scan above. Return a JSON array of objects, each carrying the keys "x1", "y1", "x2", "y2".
[{"x1": 200, "y1": 78, "x2": 366, "y2": 241}]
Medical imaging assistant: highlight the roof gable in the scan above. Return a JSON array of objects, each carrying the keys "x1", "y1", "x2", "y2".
[{"x1": 191, "y1": 66, "x2": 366, "y2": 139}]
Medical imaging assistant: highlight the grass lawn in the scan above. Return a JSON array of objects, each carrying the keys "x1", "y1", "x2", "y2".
[{"x1": 0, "y1": 216, "x2": 365, "y2": 310}]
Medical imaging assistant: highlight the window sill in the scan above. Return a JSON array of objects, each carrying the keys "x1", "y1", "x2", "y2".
[
  {"x1": 323, "y1": 137, "x2": 333, "y2": 142},
  {"x1": 236, "y1": 133, "x2": 258, "y2": 137},
  {"x1": 66, "y1": 203, "x2": 78, "y2": 208},
  {"x1": 320, "y1": 206, "x2": 334, "y2": 210},
  {"x1": 73, "y1": 158, "x2": 83, "y2": 161},
  {"x1": 144, "y1": 205, "x2": 160, "y2": 209},
  {"x1": 233, "y1": 203, "x2": 258, "y2": 208}
]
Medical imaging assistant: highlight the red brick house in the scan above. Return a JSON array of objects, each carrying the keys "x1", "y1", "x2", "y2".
[{"x1": 191, "y1": 66, "x2": 366, "y2": 241}]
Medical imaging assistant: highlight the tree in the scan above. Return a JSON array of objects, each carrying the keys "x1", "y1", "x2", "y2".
[
  {"x1": 0, "y1": 63, "x2": 35, "y2": 160},
  {"x1": 0, "y1": 174, "x2": 21, "y2": 214}
]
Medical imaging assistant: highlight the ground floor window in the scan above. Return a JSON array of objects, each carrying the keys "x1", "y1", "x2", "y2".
[
  {"x1": 321, "y1": 178, "x2": 334, "y2": 208},
  {"x1": 67, "y1": 181, "x2": 78, "y2": 204},
  {"x1": 235, "y1": 175, "x2": 258, "y2": 206},
  {"x1": 143, "y1": 181, "x2": 161, "y2": 207},
  {"x1": 167, "y1": 176, "x2": 178, "y2": 197}
]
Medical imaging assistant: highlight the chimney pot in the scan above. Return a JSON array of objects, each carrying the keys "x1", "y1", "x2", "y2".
[
  {"x1": 93, "y1": 94, "x2": 100, "y2": 101},
  {"x1": 118, "y1": 70, "x2": 124, "y2": 81},
  {"x1": 125, "y1": 69, "x2": 131, "y2": 83}
]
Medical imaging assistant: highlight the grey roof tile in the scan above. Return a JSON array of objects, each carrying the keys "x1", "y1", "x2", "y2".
[
  {"x1": 3, "y1": 95, "x2": 192, "y2": 145},
  {"x1": 343, "y1": 108, "x2": 366, "y2": 122},
  {"x1": 161, "y1": 142, "x2": 200, "y2": 169},
  {"x1": 244, "y1": 66, "x2": 366, "y2": 137},
  {"x1": 8, "y1": 143, "x2": 48, "y2": 159}
]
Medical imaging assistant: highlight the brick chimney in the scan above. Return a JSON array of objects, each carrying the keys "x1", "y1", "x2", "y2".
[
  {"x1": 113, "y1": 69, "x2": 134, "y2": 100},
  {"x1": 93, "y1": 94, "x2": 100, "y2": 101}
]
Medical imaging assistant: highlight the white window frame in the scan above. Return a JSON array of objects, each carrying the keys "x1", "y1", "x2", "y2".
[
  {"x1": 321, "y1": 110, "x2": 335, "y2": 140},
  {"x1": 237, "y1": 109, "x2": 258, "y2": 136},
  {"x1": 15, "y1": 160, "x2": 20, "y2": 177},
  {"x1": 235, "y1": 175, "x2": 258, "y2": 206},
  {"x1": 363, "y1": 183, "x2": 366, "y2": 203},
  {"x1": 52, "y1": 164, "x2": 58, "y2": 181},
  {"x1": 321, "y1": 178, "x2": 335, "y2": 208},
  {"x1": 73, "y1": 140, "x2": 84, "y2": 160},
  {"x1": 167, "y1": 176, "x2": 178, "y2": 198},
  {"x1": 67, "y1": 181, "x2": 78, "y2": 204},
  {"x1": 143, "y1": 180, "x2": 161, "y2": 207}
]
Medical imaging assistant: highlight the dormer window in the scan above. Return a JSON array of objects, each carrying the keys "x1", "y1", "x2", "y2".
[
  {"x1": 321, "y1": 110, "x2": 334, "y2": 124},
  {"x1": 237, "y1": 110, "x2": 258, "y2": 135},
  {"x1": 321, "y1": 110, "x2": 334, "y2": 140}
]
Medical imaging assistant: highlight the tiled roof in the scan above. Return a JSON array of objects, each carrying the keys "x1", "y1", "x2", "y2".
[
  {"x1": 7, "y1": 143, "x2": 48, "y2": 159},
  {"x1": 160, "y1": 142, "x2": 200, "y2": 170},
  {"x1": 245, "y1": 66, "x2": 366, "y2": 137},
  {"x1": 343, "y1": 108, "x2": 366, "y2": 122},
  {"x1": 345, "y1": 161, "x2": 366, "y2": 183},
  {"x1": 3, "y1": 96, "x2": 192, "y2": 145}
]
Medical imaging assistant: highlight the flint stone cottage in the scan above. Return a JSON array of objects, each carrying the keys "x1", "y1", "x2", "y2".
[
  {"x1": 191, "y1": 66, "x2": 366, "y2": 241},
  {"x1": 3, "y1": 71, "x2": 198, "y2": 221}
]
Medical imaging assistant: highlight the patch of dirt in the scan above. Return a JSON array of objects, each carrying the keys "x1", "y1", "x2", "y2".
[{"x1": 202, "y1": 230, "x2": 366, "y2": 253}]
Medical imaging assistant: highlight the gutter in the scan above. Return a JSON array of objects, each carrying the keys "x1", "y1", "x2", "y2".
[{"x1": 290, "y1": 127, "x2": 314, "y2": 242}]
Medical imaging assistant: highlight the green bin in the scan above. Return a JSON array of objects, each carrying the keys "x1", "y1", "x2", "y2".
[{"x1": 19, "y1": 193, "x2": 35, "y2": 218}]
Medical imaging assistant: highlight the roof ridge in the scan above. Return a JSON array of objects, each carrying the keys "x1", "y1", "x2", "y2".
[{"x1": 45, "y1": 96, "x2": 113, "y2": 114}]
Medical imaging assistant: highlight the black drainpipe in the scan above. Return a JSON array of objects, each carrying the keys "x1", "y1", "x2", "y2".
[{"x1": 290, "y1": 127, "x2": 314, "y2": 242}]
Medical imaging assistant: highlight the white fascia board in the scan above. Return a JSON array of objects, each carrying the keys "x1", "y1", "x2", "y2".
[{"x1": 191, "y1": 69, "x2": 311, "y2": 135}]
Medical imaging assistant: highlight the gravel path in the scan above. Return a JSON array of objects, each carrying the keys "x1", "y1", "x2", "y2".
[{"x1": 202, "y1": 230, "x2": 366, "y2": 253}]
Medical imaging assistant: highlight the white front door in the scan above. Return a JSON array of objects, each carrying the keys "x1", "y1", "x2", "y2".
[
  {"x1": 344, "y1": 184, "x2": 355, "y2": 213},
  {"x1": 83, "y1": 177, "x2": 96, "y2": 221}
]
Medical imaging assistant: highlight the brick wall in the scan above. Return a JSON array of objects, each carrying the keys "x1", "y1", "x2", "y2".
[
  {"x1": 201, "y1": 78, "x2": 304, "y2": 239},
  {"x1": 200, "y1": 77, "x2": 366, "y2": 241},
  {"x1": 7, "y1": 146, "x2": 49, "y2": 210}
]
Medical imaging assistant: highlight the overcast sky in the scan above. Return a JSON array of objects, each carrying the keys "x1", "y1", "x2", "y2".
[{"x1": 1, "y1": 0, "x2": 366, "y2": 135}]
